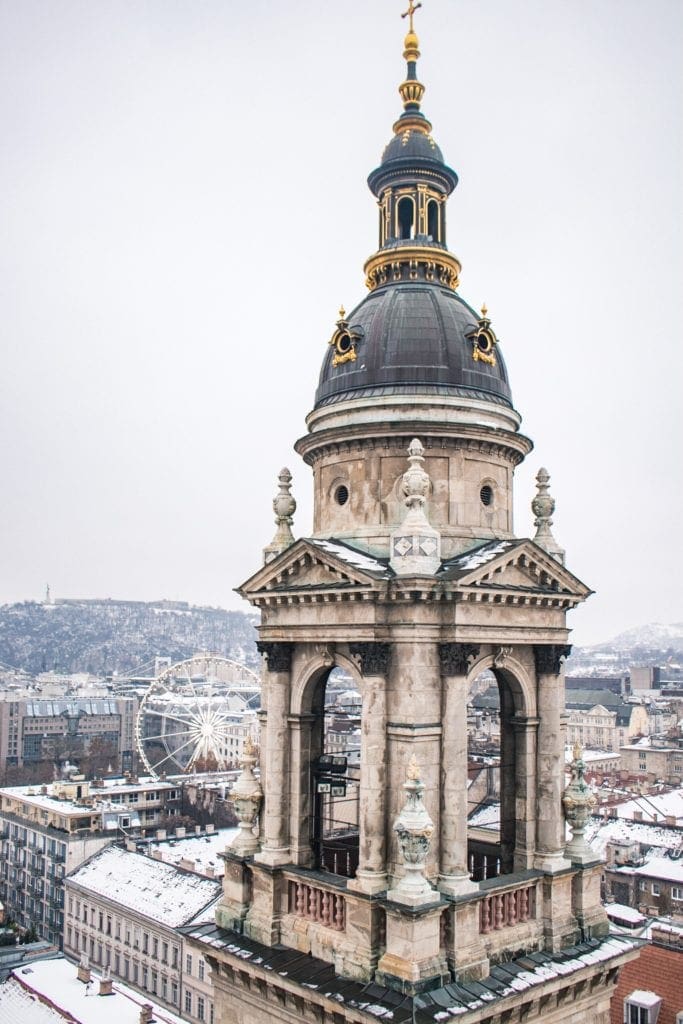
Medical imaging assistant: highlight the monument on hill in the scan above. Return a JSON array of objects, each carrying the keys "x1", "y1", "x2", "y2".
[{"x1": 186, "y1": 5, "x2": 639, "y2": 1021}]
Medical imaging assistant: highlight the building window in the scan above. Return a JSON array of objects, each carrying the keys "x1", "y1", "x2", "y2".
[
  {"x1": 210, "y1": 1003, "x2": 214, "y2": 1024},
  {"x1": 673, "y1": 886, "x2": 683, "y2": 901},
  {"x1": 198, "y1": 959, "x2": 204, "y2": 982},
  {"x1": 652, "y1": 882, "x2": 660, "y2": 896},
  {"x1": 197, "y1": 996, "x2": 205, "y2": 1021},
  {"x1": 184, "y1": 991, "x2": 192, "y2": 1014},
  {"x1": 152, "y1": 937, "x2": 158, "y2": 958},
  {"x1": 624, "y1": 995, "x2": 662, "y2": 1023},
  {"x1": 162, "y1": 941, "x2": 168, "y2": 964},
  {"x1": 172, "y1": 946, "x2": 178, "y2": 968},
  {"x1": 186, "y1": 954, "x2": 192, "y2": 975},
  {"x1": 171, "y1": 982, "x2": 178, "y2": 1005},
  {"x1": 143, "y1": 932, "x2": 148, "y2": 953}
]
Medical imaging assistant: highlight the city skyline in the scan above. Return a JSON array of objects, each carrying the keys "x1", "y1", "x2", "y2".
[{"x1": 1, "y1": 0, "x2": 681, "y2": 645}]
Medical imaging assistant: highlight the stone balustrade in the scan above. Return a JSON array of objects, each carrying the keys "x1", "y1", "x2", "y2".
[
  {"x1": 479, "y1": 880, "x2": 537, "y2": 934},
  {"x1": 287, "y1": 879, "x2": 346, "y2": 932}
]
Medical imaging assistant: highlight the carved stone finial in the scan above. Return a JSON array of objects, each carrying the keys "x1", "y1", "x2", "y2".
[
  {"x1": 263, "y1": 468, "x2": 296, "y2": 564},
  {"x1": 531, "y1": 467, "x2": 565, "y2": 565},
  {"x1": 407, "y1": 754, "x2": 420, "y2": 781},
  {"x1": 230, "y1": 736, "x2": 263, "y2": 857},
  {"x1": 562, "y1": 744, "x2": 597, "y2": 865},
  {"x1": 388, "y1": 753, "x2": 439, "y2": 907},
  {"x1": 389, "y1": 438, "x2": 441, "y2": 576}
]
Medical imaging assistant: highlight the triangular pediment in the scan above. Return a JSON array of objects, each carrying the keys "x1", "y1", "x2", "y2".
[
  {"x1": 440, "y1": 539, "x2": 592, "y2": 600},
  {"x1": 236, "y1": 537, "x2": 391, "y2": 599}
]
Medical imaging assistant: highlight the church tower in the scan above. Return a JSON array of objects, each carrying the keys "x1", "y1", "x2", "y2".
[{"x1": 187, "y1": 7, "x2": 639, "y2": 1022}]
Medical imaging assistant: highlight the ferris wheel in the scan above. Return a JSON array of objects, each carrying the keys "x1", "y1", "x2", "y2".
[{"x1": 135, "y1": 655, "x2": 260, "y2": 779}]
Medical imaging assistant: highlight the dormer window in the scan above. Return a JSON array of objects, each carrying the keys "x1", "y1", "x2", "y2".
[{"x1": 624, "y1": 991, "x2": 662, "y2": 1024}]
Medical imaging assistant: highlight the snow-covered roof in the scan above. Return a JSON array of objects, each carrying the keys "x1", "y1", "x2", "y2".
[
  {"x1": 67, "y1": 845, "x2": 221, "y2": 927},
  {"x1": 623, "y1": 855, "x2": 683, "y2": 884},
  {"x1": 147, "y1": 828, "x2": 237, "y2": 877},
  {"x1": 611, "y1": 789, "x2": 683, "y2": 825},
  {"x1": 468, "y1": 803, "x2": 500, "y2": 830},
  {"x1": 0, "y1": 959, "x2": 184, "y2": 1024},
  {"x1": 441, "y1": 540, "x2": 516, "y2": 574},
  {"x1": 606, "y1": 904, "x2": 646, "y2": 925},
  {"x1": 586, "y1": 817, "x2": 683, "y2": 857},
  {"x1": 308, "y1": 539, "x2": 390, "y2": 577}
]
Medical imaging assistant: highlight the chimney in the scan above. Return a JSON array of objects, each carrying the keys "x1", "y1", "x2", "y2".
[
  {"x1": 155, "y1": 829, "x2": 166, "y2": 841},
  {"x1": 77, "y1": 955, "x2": 91, "y2": 984},
  {"x1": 139, "y1": 1005, "x2": 155, "y2": 1024},
  {"x1": 99, "y1": 968, "x2": 113, "y2": 996}
]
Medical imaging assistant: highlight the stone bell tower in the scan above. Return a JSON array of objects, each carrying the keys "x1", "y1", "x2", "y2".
[{"x1": 187, "y1": 6, "x2": 638, "y2": 1022}]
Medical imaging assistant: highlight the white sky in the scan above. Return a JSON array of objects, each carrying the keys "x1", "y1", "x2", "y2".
[{"x1": 1, "y1": 0, "x2": 681, "y2": 646}]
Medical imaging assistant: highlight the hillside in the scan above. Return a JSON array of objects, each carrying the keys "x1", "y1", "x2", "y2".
[{"x1": 0, "y1": 600, "x2": 259, "y2": 676}]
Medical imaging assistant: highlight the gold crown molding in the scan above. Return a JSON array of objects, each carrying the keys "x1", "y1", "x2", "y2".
[
  {"x1": 399, "y1": 79, "x2": 425, "y2": 108},
  {"x1": 364, "y1": 246, "x2": 461, "y2": 291}
]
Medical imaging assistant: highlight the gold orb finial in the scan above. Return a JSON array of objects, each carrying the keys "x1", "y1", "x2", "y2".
[
  {"x1": 338, "y1": 304, "x2": 346, "y2": 321},
  {"x1": 401, "y1": 1, "x2": 422, "y2": 61},
  {"x1": 481, "y1": 302, "x2": 488, "y2": 319}
]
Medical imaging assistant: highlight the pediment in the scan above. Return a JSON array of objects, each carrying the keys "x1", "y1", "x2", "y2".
[
  {"x1": 440, "y1": 539, "x2": 592, "y2": 600},
  {"x1": 236, "y1": 538, "x2": 390, "y2": 599}
]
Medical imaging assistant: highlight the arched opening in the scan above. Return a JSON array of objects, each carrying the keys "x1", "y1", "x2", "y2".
[
  {"x1": 467, "y1": 666, "x2": 525, "y2": 880},
  {"x1": 310, "y1": 666, "x2": 361, "y2": 878},
  {"x1": 427, "y1": 199, "x2": 440, "y2": 242},
  {"x1": 397, "y1": 196, "x2": 415, "y2": 240}
]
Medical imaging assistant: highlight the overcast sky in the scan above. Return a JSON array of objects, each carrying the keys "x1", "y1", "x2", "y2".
[{"x1": 1, "y1": 0, "x2": 681, "y2": 646}]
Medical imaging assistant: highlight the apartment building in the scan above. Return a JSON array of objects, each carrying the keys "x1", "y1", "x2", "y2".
[
  {"x1": 64, "y1": 844, "x2": 220, "y2": 1022},
  {"x1": 0, "y1": 776, "x2": 180, "y2": 946}
]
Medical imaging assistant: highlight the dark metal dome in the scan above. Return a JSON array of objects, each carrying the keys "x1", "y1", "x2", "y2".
[
  {"x1": 381, "y1": 129, "x2": 445, "y2": 165},
  {"x1": 314, "y1": 282, "x2": 512, "y2": 409}
]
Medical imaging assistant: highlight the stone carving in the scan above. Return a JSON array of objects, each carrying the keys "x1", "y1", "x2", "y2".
[
  {"x1": 388, "y1": 754, "x2": 439, "y2": 906},
  {"x1": 493, "y1": 646, "x2": 513, "y2": 668},
  {"x1": 562, "y1": 742, "x2": 597, "y2": 865},
  {"x1": 533, "y1": 644, "x2": 572, "y2": 676},
  {"x1": 531, "y1": 468, "x2": 565, "y2": 565},
  {"x1": 438, "y1": 642, "x2": 479, "y2": 676},
  {"x1": 230, "y1": 735, "x2": 263, "y2": 857},
  {"x1": 389, "y1": 439, "x2": 441, "y2": 576},
  {"x1": 256, "y1": 642, "x2": 293, "y2": 673},
  {"x1": 349, "y1": 642, "x2": 391, "y2": 676},
  {"x1": 263, "y1": 468, "x2": 297, "y2": 564}
]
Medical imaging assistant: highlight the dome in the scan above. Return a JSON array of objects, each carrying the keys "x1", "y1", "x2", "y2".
[
  {"x1": 381, "y1": 128, "x2": 445, "y2": 166},
  {"x1": 314, "y1": 282, "x2": 512, "y2": 409}
]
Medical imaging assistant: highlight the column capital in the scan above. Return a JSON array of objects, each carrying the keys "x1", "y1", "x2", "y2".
[
  {"x1": 533, "y1": 644, "x2": 571, "y2": 676},
  {"x1": 438, "y1": 642, "x2": 480, "y2": 676},
  {"x1": 349, "y1": 642, "x2": 391, "y2": 676},
  {"x1": 256, "y1": 641, "x2": 293, "y2": 673}
]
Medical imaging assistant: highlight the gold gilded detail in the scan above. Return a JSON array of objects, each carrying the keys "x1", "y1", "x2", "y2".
[
  {"x1": 364, "y1": 246, "x2": 461, "y2": 292},
  {"x1": 401, "y1": 0, "x2": 422, "y2": 35},
  {"x1": 468, "y1": 307, "x2": 498, "y2": 367},
  {"x1": 329, "y1": 307, "x2": 363, "y2": 368}
]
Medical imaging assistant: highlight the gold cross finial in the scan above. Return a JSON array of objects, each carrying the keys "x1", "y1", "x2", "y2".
[{"x1": 401, "y1": 0, "x2": 422, "y2": 34}]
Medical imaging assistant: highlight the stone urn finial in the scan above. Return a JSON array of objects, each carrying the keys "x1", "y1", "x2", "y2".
[
  {"x1": 229, "y1": 735, "x2": 263, "y2": 857},
  {"x1": 531, "y1": 467, "x2": 565, "y2": 564},
  {"x1": 562, "y1": 743, "x2": 597, "y2": 865},
  {"x1": 389, "y1": 439, "x2": 441, "y2": 576},
  {"x1": 263, "y1": 467, "x2": 296, "y2": 564},
  {"x1": 388, "y1": 754, "x2": 439, "y2": 906}
]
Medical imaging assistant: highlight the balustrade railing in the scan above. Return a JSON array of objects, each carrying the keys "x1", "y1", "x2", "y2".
[
  {"x1": 287, "y1": 880, "x2": 345, "y2": 932},
  {"x1": 479, "y1": 882, "x2": 536, "y2": 934}
]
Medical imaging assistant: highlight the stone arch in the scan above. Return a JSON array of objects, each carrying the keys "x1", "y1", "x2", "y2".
[
  {"x1": 288, "y1": 646, "x2": 363, "y2": 876},
  {"x1": 467, "y1": 647, "x2": 537, "y2": 874}
]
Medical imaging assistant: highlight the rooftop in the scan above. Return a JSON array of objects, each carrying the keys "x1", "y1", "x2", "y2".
[
  {"x1": 0, "y1": 958, "x2": 184, "y2": 1024},
  {"x1": 185, "y1": 922, "x2": 637, "y2": 1023},
  {"x1": 66, "y1": 844, "x2": 221, "y2": 927}
]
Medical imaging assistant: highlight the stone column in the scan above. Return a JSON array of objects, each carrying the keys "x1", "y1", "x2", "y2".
[
  {"x1": 533, "y1": 644, "x2": 572, "y2": 873},
  {"x1": 438, "y1": 643, "x2": 478, "y2": 896},
  {"x1": 510, "y1": 715, "x2": 539, "y2": 871},
  {"x1": 253, "y1": 641, "x2": 292, "y2": 868},
  {"x1": 347, "y1": 642, "x2": 389, "y2": 895}
]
